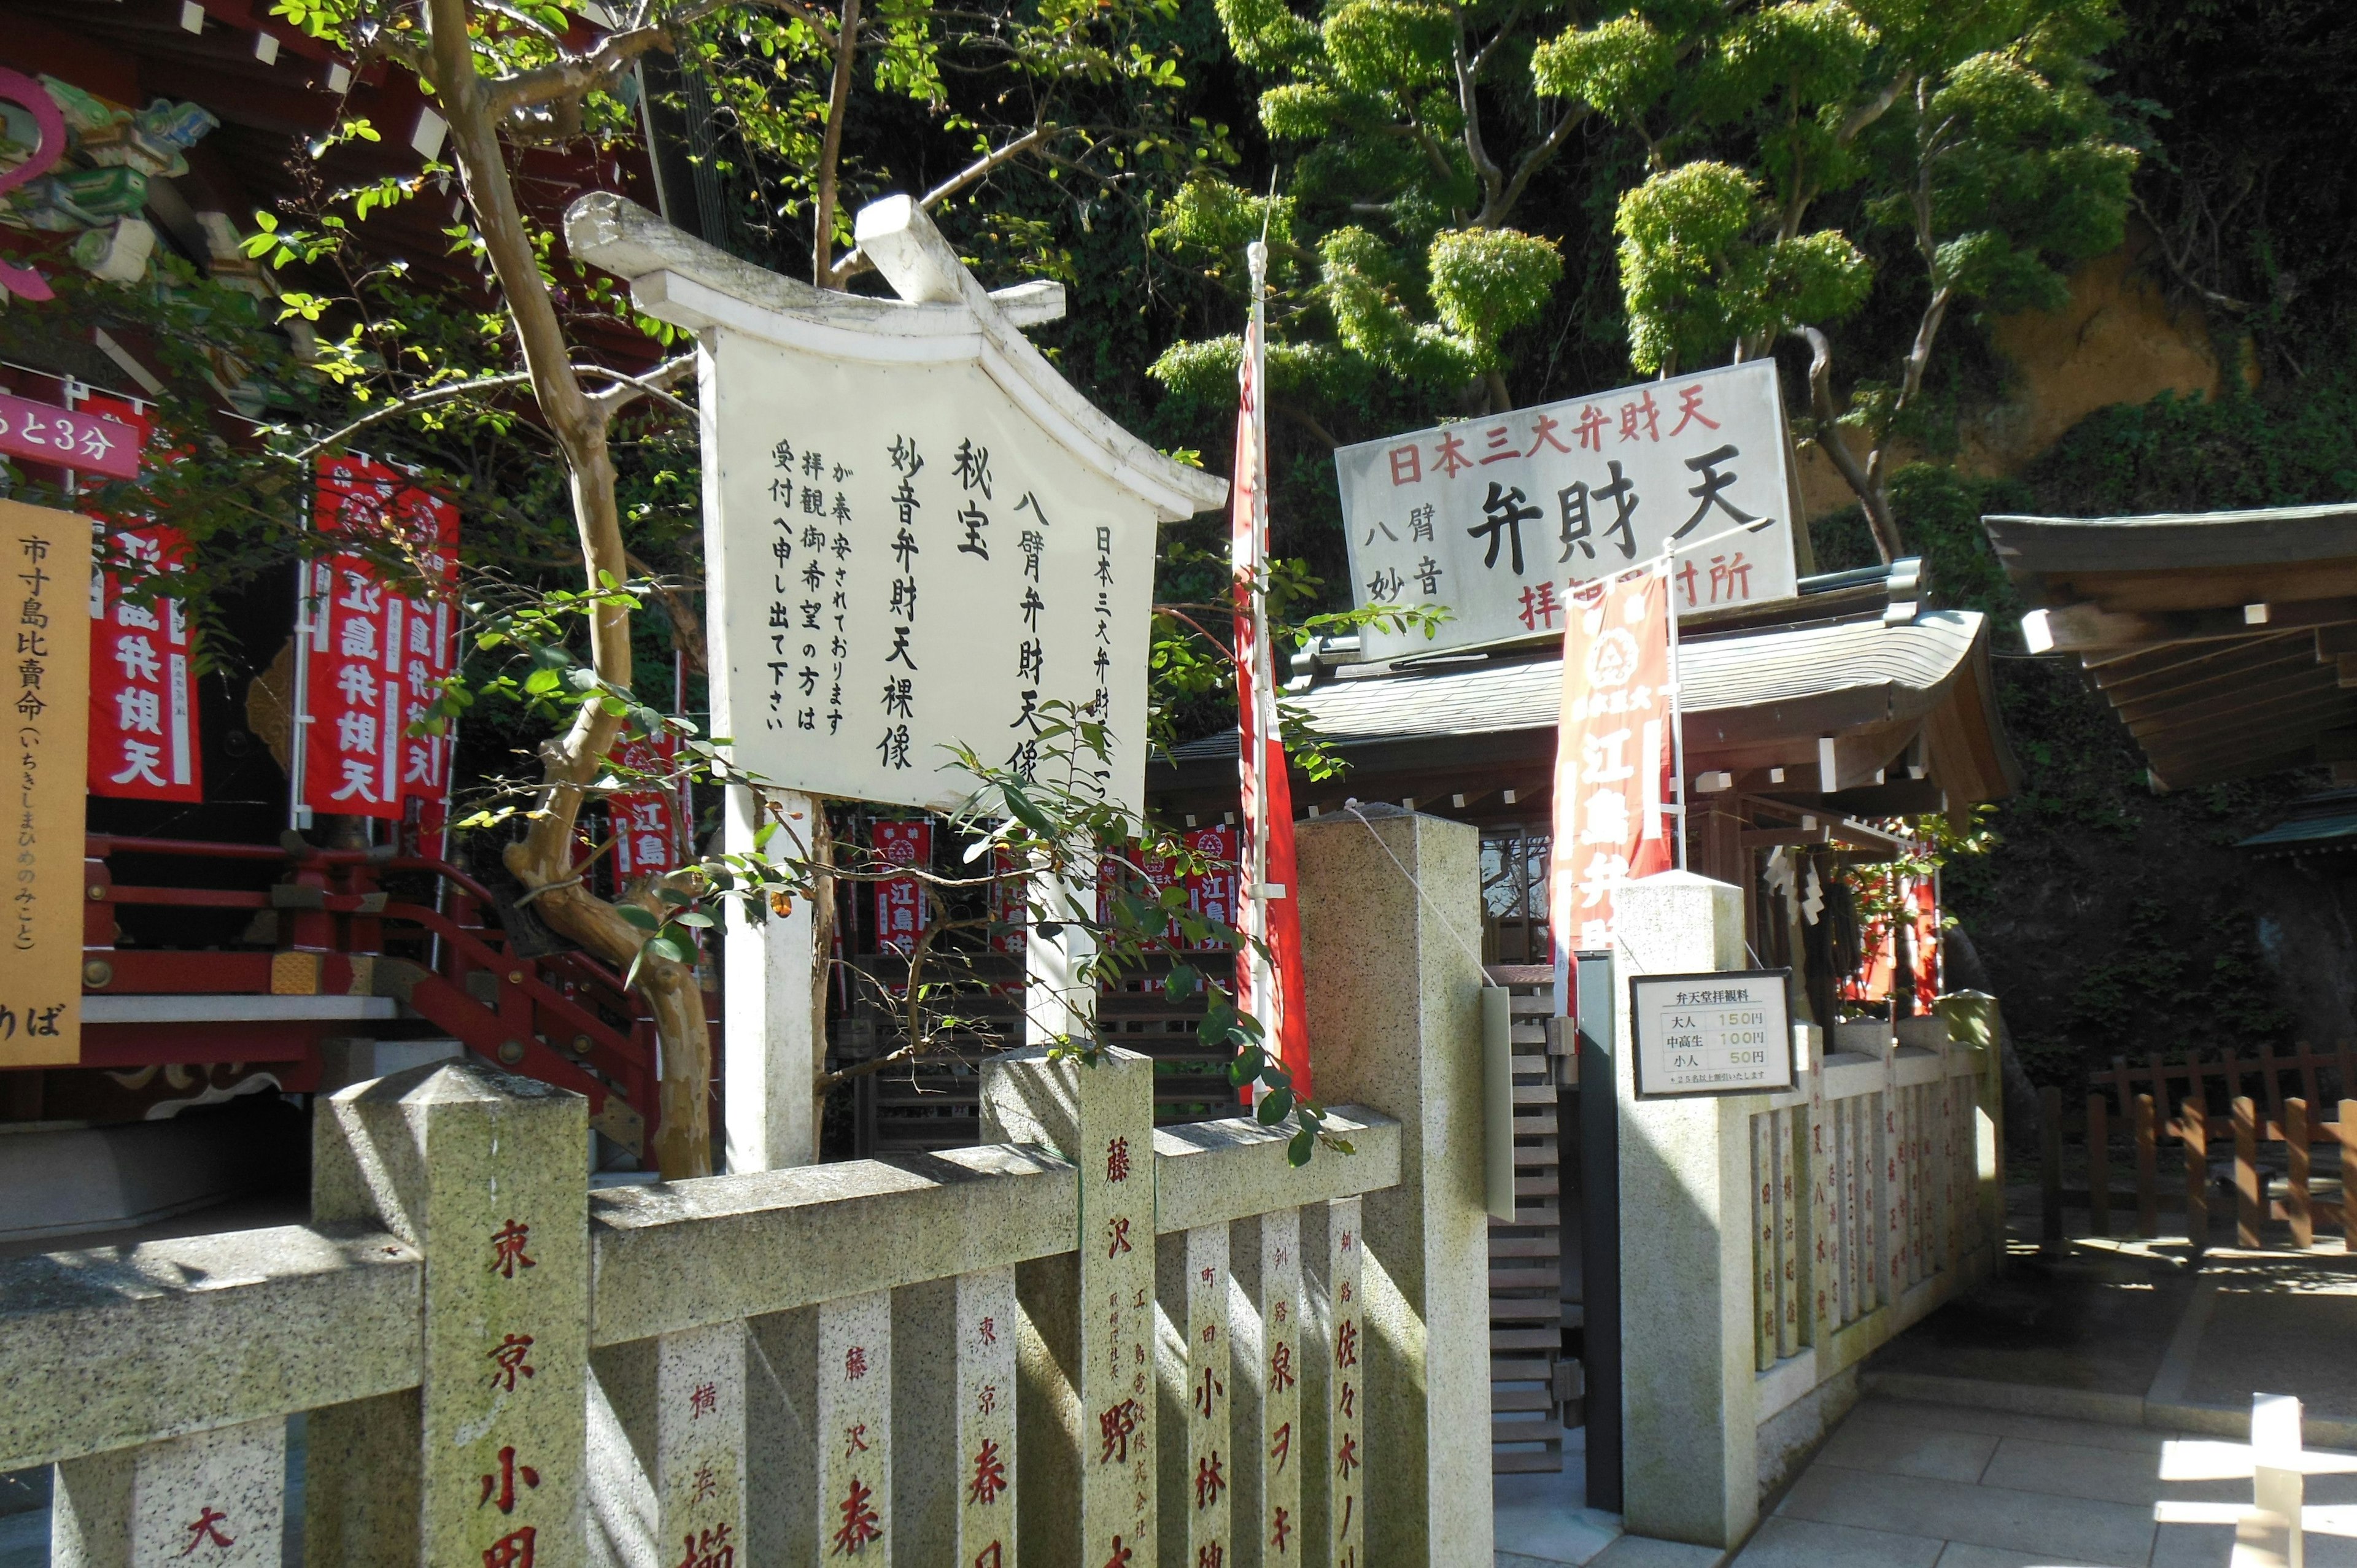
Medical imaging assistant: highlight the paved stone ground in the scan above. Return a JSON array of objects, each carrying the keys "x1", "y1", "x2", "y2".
[
  {"x1": 1495, "y1": 1427, "x2": 1724, "y2": 1567},
  {"x1": 1734, "y1": 1394, "x2": 2357, "y2": 1567}
]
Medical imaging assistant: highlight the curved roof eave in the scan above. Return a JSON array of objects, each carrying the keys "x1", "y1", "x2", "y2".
[
  {"x1": 563, "y1": 192, "x2": 1229, "y2": 524},
  {"x1": 1161, "y1": 609, "x2": 1996, "y2": 761}
]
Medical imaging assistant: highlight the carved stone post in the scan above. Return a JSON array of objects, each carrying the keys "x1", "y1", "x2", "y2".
[
  {"x1": 985, "y1": 1045, "x2": 1156, "y2": 1568},
  {"x1": 309, "y1": 1059, "x2": 589, "y2": 1567}
]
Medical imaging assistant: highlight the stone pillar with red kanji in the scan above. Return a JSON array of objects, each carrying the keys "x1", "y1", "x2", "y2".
[
  {"x1": 1298, "y1": 1198, "x2": 1364, "y2": 1568},
  {"x1": 52, "y1": 1415, "x2": 284, "y2": 1567},
  {"x1": 590, "y1": 1321, "x2": 749, "y2": 1568},
  {"x1": 894, "y1": 1265, "x2": 1018, "y2": 1564},
  {"x1": 1227, "y1": 1210, "x2": 1300, "y2": 1568},
  {"x1": 1157, "y1": 1224, "x2": 1229, "y2": 1566},
  {"x1": 310, "y1": 1059, "x2": 589, "y2": 1568},
  {"x1": 981, "y1": 1043, "x2": 1156, "y2": 1568},
  {"x1": 818, "y1": 1290, "x2": 892, "y2": 1562}
]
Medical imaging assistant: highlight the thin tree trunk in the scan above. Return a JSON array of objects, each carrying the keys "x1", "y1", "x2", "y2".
[
  {"x1": 813, "y1": 0, "x2": 862, "y2": 287},
  {"x1": 425, "y1": 0, "x2": 712, "y2": 1176},
  {"x1": 1794, "y1": 325, "x2": 1902, "y2": 562}
]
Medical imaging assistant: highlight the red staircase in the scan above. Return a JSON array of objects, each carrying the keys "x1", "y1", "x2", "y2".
[{"x1": 79, "y1": 834, "x2": 695, "y2": 1157}]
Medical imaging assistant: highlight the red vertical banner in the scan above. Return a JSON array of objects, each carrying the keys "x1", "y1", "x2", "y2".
[
  {"x1": 1913, "y1": 876, "x2": 1941, "y2": 1002},
  {"x1": 302, "y1": 457, "x2": 458, "y2": 822},
  {"x1": 1549, "y1": 565, "x2": 1675, "y2": 962},
  {"x1": 1182, "y1": 824, "x2": 1238, "y2": 949},
  {"x1": 608, "y1": 733, "x2": 683, "y2": 881},
  {"x1": 71, "y1": 392, "x2": 203, "y2": 803},
  {"x1": 1229, "y1": 267, "x2": 1314, "y2": 1099},
  {"x1": 872, "y1": 819, "x2": 932, "y2": 954}
]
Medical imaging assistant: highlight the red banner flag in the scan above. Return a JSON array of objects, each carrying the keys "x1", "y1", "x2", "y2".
[
  {"x1": 1182, "y1": 824, "x2": 1239, "y2": 951},
  {"x1": 872, "y1": 819, "x2": 932, "y2": 954},
  {"x1": 300, "y1": 457, "x2": 458, "y2": 822},
  {"x1": 71, "y1": 393, "x2": 203, "y2": 803},
  {"x1": 608, "y1": 732, "x2": 684, "y2": 881},
  {"x1": 1549, "y1": 565, "x2": 1676, "y2": 962},
  {"x1": 1230, "y1": 245, "x2": 1312, "y2": 1099}
]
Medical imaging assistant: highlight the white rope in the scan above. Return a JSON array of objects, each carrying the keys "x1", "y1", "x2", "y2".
[{"x1": 1338, "y1": 802, "x2": 1498, "y2": 986}]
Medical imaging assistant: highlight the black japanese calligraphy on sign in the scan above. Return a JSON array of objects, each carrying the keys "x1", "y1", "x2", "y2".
[
  {"x1": 4, "y1": 500, "x2": 88, "y2": 1067},
  {"x1": 1334, "y1": 360, "x2": 1798, "y2": 657}
]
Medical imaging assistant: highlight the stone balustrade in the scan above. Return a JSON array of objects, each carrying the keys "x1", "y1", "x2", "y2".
[
  {"x1": 5, "y1": 807, "x2": 1495, "y2": 1568},
  {"x1": 1605, "y1": 873, "x2": 2006, "y2": 1551}
]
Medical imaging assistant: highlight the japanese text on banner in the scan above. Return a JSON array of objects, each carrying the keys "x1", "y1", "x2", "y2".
[
  {"x1": 872, "y1": 819, "x2": 932, "y2": 955},
  {"x1": 301, "y1": 457, "x2": 458, "y2": 822},
  {"x1": 5, "y1": 500, "x2": 90, "y2": 1066},
  {"x1": 608, "y1": 733, "x2": 684, "y2": 882},
  {"x1": 1336, "y1": 359, "x2": 1799, "y2": 660},
  {"x1": 1549, "y1": 567, "x2": 1676, "y2": 960},
  {"x1": 72, "y1": 393, "x2": 202, "y2": 803}
]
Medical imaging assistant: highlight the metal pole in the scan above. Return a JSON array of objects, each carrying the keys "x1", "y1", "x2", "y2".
[{"x1": 1576, "y1": 948, "x2": 1623, "y2": 1512}]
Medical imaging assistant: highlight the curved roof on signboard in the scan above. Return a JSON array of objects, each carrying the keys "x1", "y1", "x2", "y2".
[
  {"x1": 563, "y1": 192, "x2": 1229, "y2": 523},
  {"x1": 1167, "y1": 609, "x2": 1992, "y2": 755}
]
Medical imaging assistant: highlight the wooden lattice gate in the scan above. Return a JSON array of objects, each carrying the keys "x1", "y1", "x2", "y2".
[{"x1": 1487, "y1": 963, "x2": 1582, "y2": 1472}]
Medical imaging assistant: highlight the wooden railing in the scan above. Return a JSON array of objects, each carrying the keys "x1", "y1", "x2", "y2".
[{"x1": 2042, "y1": 1069, "x2": 2355, "y2": 1252}]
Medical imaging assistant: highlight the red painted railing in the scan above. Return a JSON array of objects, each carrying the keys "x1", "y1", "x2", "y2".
[{"x1": 80, "y1": 833, "x2": 700, "y2": 1157}]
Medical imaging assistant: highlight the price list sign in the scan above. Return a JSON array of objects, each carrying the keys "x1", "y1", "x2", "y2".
[{"x1": 1629, "y1": 970, "x2": 1795, "y2": 1099}]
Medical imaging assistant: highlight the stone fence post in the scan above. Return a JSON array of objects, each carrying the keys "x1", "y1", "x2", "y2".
[
  {"x1": 1612, "y1": 871, "x2": 1759, "y2": 1551},
  {"x1": 308, "y1": 1059, "x2": 590, "y2": 1567},
  {"x1": 983, "y1": 1044, "x2": 1158, "y2": 1568},
  {"x1": 1294, "y1": 806, "x2": 1492, "y2": 1568}
]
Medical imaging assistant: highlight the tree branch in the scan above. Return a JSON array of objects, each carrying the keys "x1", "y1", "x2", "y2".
[
  {"x1": 1449, "y1": 0, "x2": 1504, "y2": 215},
  {"x1": 627, "y1": 548, "x2": 709, "y2": 678},
  {"x1": 813, "y1": 0, "x2": 864, "y2": 287},
  {"x1": 1792, "y1": 326, "x2": 1900, "y2": 562},
  {"x1": 586, "y1": 354, "x2": 699, "y2": 423},
  {"x1": 2130, "y1": 192, "x2": 2253, "y2": 314},
  {"x1": 482, "y1": 0, "x2": 738, "y2": 123},
  {"x1": 919, "y1": 122, "x2": 1053, "y2": 209},
  {"x1": 1477, "y1": 102, "x2": 1590, "y2": 230}
]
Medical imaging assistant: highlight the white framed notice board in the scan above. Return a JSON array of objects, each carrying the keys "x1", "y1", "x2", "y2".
[{"x1": 1628, "y1": 970, "x2": 1795, "y2": 1099}]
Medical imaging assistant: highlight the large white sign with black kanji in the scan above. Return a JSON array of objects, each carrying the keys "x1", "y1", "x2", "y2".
[
  {"x1": 1336, "y1": 360, "x2": 1802, "y2": 660},
  {"x1": 709, "y1": 338, "x2": 1161, "y2": 812},
  {"x1": 573, "y1": 193, "x2": 1226, "y2": 817}
]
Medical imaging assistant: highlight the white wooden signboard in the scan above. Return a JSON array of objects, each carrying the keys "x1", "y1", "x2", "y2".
[
  {"x1": 573, "y1": 193, "x2": 1226, "y2": 817},
  {"x1": 1335, "y1": 360, "x2": 1802, "y2": 661},
  {"x1": 570, "y1": 194, "x2": 1227, "y2": 1172},
  {"x1": 1629, "y1": 969, "x2": 1795, "y2": 1099}
]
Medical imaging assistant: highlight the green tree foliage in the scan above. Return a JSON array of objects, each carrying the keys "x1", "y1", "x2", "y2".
[
  {"x1": 1535, "y1": 0, "x2": 2137, "y2": 558},
  {"x1": 1150, "y1": 0, "x2": 1583, "y2": 418}
]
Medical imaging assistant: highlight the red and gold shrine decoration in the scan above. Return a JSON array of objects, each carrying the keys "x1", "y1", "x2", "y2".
[
  {"x1": 300, "y1": 456, "x2": 459, "y2": 821},
  {"x1": 5, "y1": 498, "x2": 90, "y2": 1066},
  {"x1": 1845, "y1": 873, "x2": 1941, "y2": 1008},
  {"x1": 74, "y1": 394, "x2": 203, "y2": 803},
  {"x1": 872, "y1": 819, "x2": 932, "y2": 954},
  {"x1": 1548, "y1": 563, "x2": 1676, "y2": 958},
  {"x1": 607, "y1": 732, "x2": 684, "y2": 881}
]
